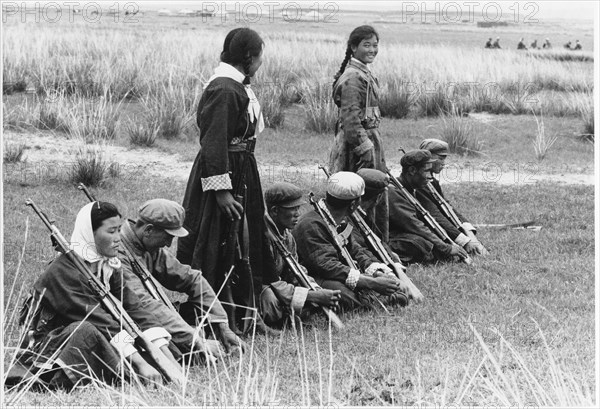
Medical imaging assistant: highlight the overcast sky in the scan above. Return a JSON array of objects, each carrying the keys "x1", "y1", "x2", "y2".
[{"x1": 135, "y1": 1, "x2": 597, "y2": 21}]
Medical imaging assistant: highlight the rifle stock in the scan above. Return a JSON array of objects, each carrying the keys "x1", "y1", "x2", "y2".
[
  {"x1": 26, "y1": 199, "x2": 184, "y2": 385},
  {"x1": 265, "y1": 221, "x2": 343, "y2": 329},
  {"x1": 386, "y1": 171, "x2": 472, "y2": 265}
]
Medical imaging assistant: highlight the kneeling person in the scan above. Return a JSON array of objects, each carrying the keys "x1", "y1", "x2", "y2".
[
  {"x1": 388, "y1": 150, "x2": 469, "y2": 263},
  {"x1": 418, "y1": 139, "x2": 488, "y2": 256},
  {"x1": 261, "y1": 182, "x2": 341, "y2": 327}
]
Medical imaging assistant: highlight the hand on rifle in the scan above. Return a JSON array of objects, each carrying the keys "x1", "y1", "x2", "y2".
[
  {"x1": 392, "y1": 263, "x2": 424, "y2": 304},
  {"x1": 307, "y1": 289, "x2": 342, "y2": 311},
  {"x1": 368, "y1": 275, "x2": 401, "y2": 296},
  {"x1": 131, "y1": 352, "x2": 163, "y2": 386},
  {"x1": 465, "y1": 239, "x2": 488, "y2": 256},
  {"x1": 194, "y1": 337, "x2": 223, "y2": 363},
  {"x1": 215, "y1": 190, "x2": 244, "y2": 221},
  {"x1": 449, "y1": 243, "x2": 469, "y2": 261},
  {"x1": 215, "y1": 322, "x2": 245, "y2": 354}
]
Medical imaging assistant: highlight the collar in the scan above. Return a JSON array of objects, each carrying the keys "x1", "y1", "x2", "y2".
[
  {"x1": 349, "y1": 57, "x2": 371, "y2": 73},
  {"x1": 121, "y1": 220, "x2": 147, "y2": 257},
  {"x1": 205, "y1": 62, "x2": 246, "y2": 89}
]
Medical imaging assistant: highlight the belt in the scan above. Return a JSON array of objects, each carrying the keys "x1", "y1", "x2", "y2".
[{"x1": 228, "y1": 138, "x2": 256, "y2": 153}]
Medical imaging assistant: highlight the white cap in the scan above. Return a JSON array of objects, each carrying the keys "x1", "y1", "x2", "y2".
[{"x1": 327, "y1": 172, "x2": 365, "y2": 200}]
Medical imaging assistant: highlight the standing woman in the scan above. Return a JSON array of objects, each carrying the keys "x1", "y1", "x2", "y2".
[
  {"x1": 329, "y1": 25, "x2": 389, "y2": 242},
  {"x1": 177, "y1": 28, "x2": 268, "y2": 333}
]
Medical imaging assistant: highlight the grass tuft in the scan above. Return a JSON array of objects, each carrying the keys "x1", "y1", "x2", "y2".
[
  {"x1": 127, "y1": 121, "x2": 159, "y2": 147},
  {"x1": 379, "y1": 78, "x2": 414, "y2": 119},
  {"x1": 301, "y1": 82, "x2": 337, "y2": 134},
  {"x1": 68, "y1": 146, "x2": 113, "y2": 187},
  {"x1": 3, "y1": 142, "x2": 27, "y2": 163},
  {"x1": 439, "y1": 108, "x2": 483, "y2": 156},
  {"x1": 532, "y1": 111, "x2": 558, "y2": 161}
]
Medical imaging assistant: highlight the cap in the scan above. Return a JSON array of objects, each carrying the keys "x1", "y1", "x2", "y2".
[
  {"x1": 356, "y1": 168, "x2": 389, "y2": 198},
  {"x1": 265, "y1": 182, "x2": 305, "y2": 208},
  {"x1": 327, "y1": 171, "x2": 365, "y2": 200},
  {"x1": 138, "y1": 199, "x2": 189, "y2": 237},
  {"x1": 419, "y1": 138, "x2": 449, "y2": 156},
  {"x1": 400, "y1": 149, "x2": 435, "y2": 169}
]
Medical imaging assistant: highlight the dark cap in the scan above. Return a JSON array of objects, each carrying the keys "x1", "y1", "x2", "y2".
[
  {"x1": 265, "y1": 182, "x2": 305, "y2": 208},
  {"x1": 356, "y1": 168, "x2": 389, "y2": 198},
  {"x1": 419, "y1": 138, "x2": 449, "y2": 156},
  {"x1": 400, "y1": 149, "x2": 435, "y2": 169},
  {"x1": 138, "y1": 199, "x2": 189, "y2": 237}
]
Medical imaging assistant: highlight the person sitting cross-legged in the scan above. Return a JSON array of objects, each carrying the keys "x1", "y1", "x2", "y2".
[
  {"x1": 119, "y1": 199, "x2": 244, "y2": 361},
  {"x1": 293, "y1": 171, "x2": 407, "y2": 312}
]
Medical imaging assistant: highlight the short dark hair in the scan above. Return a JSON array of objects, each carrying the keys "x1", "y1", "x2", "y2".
[
  {"x1": 220, "y1": 28, "x2": 264, "y2": 77},
  {"x1": 325, "y1": 193, "x2": 354, "y2": 210},
  {"x1": 90, "y1": 201, "x2": 121, "y2": 231}
]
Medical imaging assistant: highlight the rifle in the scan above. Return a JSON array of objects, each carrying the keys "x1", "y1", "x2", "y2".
[
  {"x1": 77, "y1": 183, "x2": 96, "y2": 202},
  {"x1": 25, "y1": 199, "x2": 184, "y2": 385},
  {"x1": 423, "y1": 181, "x2": 488, "y2": 249},
  {"x1": 308, "y1": 193, "x2": 359, "y2": 271},
  {"x1": 308, "y1": 194, "x2": 392, "y2": 310},
  {"x1": 386, "y1": 170, "x2": 472, "y2": 265},
  {"x1": 424, "y1": 182, "x2": 464, "y2": 232},
  {"x1": 474, "y1": 221, "x2": 541, "y2": 231},
  {"x1": 317, "y1": 165, "x2": 406, "y2": 279},
  {"x1": 264, "y1": 219, "x2": 344, "y2": 329},
  {"x1": 77, "y1": 184, "x2": 177, "y2": 312}
]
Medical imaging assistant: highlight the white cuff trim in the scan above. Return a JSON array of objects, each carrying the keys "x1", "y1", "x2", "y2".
[
  {"x1": 291, "y1": 287, "x2": 310, "y2": 315},
  {"x1": 143, "y1": 327, "x2": 171, "y2": 343},
  {"x1": 201, "y1": 173, "x2": 232, "y2": 191},
  {"x1": 455, "y1": 233, "x2": 472, "y2": 247},
  {"x1": 152, "y1": 337, "x2": 169, "y2": 349},
  {"x1": 461, "y1": 222, "x2": 476, "y2": 233},
  {"x1": 345, "y1": 268, "x2": 361, "y2": 290},
  {"x1": 110, "y1": 330, "x2": 137, "y2": 358}
]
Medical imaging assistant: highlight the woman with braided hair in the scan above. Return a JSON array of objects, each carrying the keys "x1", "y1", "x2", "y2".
[
  {"x1": 177, "y1": 28, "x2": 270, "y2": 334},
  {"x1": 328, "y1": 25, "x2": 390, "y2": 243}
]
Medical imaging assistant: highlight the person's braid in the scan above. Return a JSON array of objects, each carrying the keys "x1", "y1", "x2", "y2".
[{"x1": 332, "y1": 46, "x2": 353, "y2": 88}]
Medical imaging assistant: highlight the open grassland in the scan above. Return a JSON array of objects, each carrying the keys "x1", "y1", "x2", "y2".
[
  {"x1": 2, "y1": 7, "x2": 596, "y2": 406},
  {"x1": 2, "y1": 13, "x2": 594, "y2": 134},
  {"x1": 2, "y1": 171, "x2": 595, "y2": 406}
]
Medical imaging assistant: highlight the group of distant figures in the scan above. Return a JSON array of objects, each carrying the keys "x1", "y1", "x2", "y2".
[{"x1": 485, "y1": 37, "x2": 582, "y2": 51}]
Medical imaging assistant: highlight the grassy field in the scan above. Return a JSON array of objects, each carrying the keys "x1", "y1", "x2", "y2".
[
  {"x1": 2, "y1": 172, "x2": 595, "y2": 406},
  {"x1": 2, "y1": 3, "x2": 596, "y2": 406}
]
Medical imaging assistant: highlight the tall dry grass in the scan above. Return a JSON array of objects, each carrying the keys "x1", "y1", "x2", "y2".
[
  {"x1": 2, "y1": 19, "x2": 594, "y2": 129},
  {"x1": 532, "y1": 111, "x2": 558, "y2": 161}
]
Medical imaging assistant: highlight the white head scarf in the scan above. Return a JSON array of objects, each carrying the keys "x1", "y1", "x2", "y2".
[
  {"x1": 70, "y1": 202, "x2": 121, "y2": 288},
  {"x1": 204, "y1": 62, "x2": 265, "y2": 136}
]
